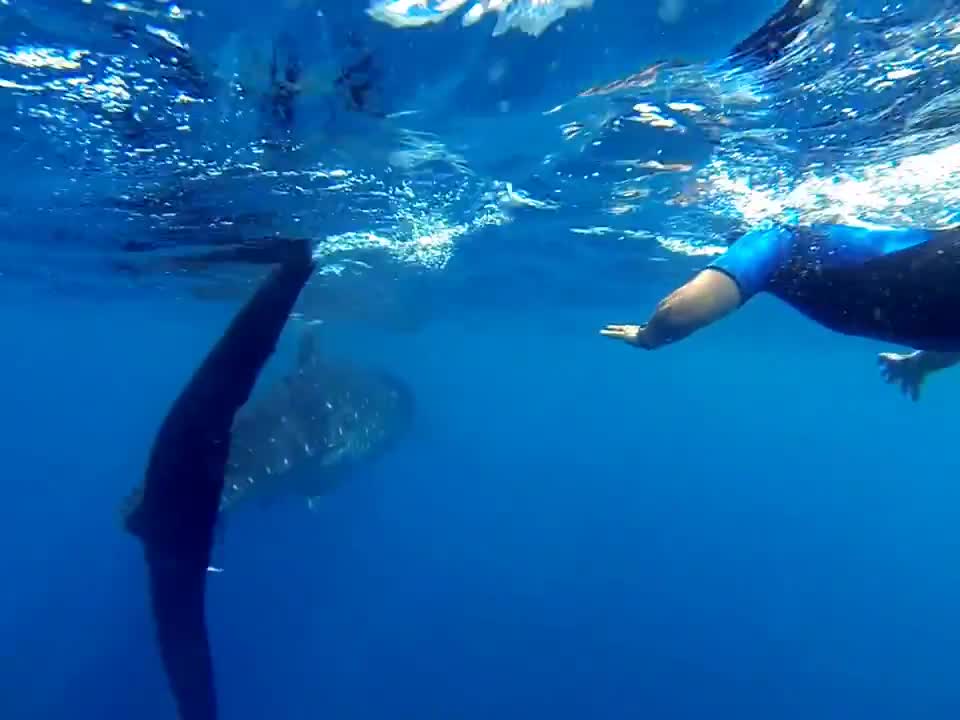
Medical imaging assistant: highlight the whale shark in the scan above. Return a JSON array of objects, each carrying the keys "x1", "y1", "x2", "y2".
[
  {"x1": 220, "y1": 327, "x2": 414, "y2": 514},
  {"x1": 123, "y1": 238, "x2": 315, "y2": 720}
]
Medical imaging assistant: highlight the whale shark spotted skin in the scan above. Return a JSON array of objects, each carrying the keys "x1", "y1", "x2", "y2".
[{"x1": 220, "y1": 334, "x2": 414, "y2": 513}]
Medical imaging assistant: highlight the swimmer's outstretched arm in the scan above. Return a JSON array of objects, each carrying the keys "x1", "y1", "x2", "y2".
[
  {"x1": 601, "y1": 269, "x2": 741, "y2": 349},
  {"x1": 878, "y1": 350, "x2": 960, "y2": 401}
]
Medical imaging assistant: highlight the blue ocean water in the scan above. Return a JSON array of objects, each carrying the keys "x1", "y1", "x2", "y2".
[{"x1": 3, "y1": 0, "x2": 960, "y2": 718}]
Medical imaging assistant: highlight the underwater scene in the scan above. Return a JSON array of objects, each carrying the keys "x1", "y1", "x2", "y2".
[{"x1": 3, "y1": 0, "x2": 960, "y2": 718}]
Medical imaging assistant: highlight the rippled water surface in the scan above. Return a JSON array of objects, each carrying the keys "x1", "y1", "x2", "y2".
[{"x1": 2, "y1": 0, "x2": 960, "y2": 315}]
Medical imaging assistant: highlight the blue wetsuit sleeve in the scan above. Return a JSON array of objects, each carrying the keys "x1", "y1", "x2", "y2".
[{"x1": 707, "y1": 225, "x2": 794, "y2": 303}]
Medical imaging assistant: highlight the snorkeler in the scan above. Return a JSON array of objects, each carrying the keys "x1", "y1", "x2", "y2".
[
  {"x1": 600, "y1": 222, "x2": 960, "y2": 399},
  {"x1": 123, "y1": 239, "x2": 315, "y2": 720}
]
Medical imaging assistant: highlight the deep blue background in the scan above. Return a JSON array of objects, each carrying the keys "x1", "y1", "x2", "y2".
[{"x1": 3, "y1": 282, "x2": 960, "y2": 718}]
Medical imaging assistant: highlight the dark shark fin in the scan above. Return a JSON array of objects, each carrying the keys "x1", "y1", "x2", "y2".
[{"x1": 125, "y1": 238, "x2": 315, "y2": 720}]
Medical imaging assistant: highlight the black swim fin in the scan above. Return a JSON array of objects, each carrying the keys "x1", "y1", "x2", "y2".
[{"x1": 123, "y1": 238, "x2": 315, "y2": 720}]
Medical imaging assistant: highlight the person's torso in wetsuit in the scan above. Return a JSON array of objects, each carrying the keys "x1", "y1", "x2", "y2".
[{"x1": 708, "y1": 222, "x2": 960, "y2": 351}]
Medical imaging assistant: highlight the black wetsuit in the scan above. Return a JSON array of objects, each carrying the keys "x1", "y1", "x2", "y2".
[{"x1": 709, "y1": 223, "x2": 960, "y2": 351}]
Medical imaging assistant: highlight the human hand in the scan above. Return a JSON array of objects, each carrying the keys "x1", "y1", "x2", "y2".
[
  {"x1": 600, "y1": 324, "x2": 653, "y2": 349},
  {"x1": 878, "y1": 351, "x2": 925, "y2": 401}
]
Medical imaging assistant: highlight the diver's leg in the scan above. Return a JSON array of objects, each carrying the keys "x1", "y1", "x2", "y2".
[
  {"x1": 146, "y1": 554, "x2": 215, "y2": 720},
  {"x1": 172, "y1": 237, "x2": 315, "y2": 427},
  {"x1": 129, "y1": 239, "x2": 316, "y2": 541},
  {"x1": 125, "y1": 238, "x2": 315, "y2": 720}
]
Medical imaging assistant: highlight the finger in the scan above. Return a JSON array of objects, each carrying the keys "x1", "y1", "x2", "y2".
[
  {"x1": 878, "y1": 354, "x2": 899, "y2": 368},
  {"x1": 599, "y1": 329, "x2": 626, "y2": 338}
]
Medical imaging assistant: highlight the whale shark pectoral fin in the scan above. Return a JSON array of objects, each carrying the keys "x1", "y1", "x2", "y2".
[
  {"x1": 120, "y1": 485, "x2": 147, "y2": 537},
  {"x1": 300, "y1": 471, "x2": 346, "y2": 513}
]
